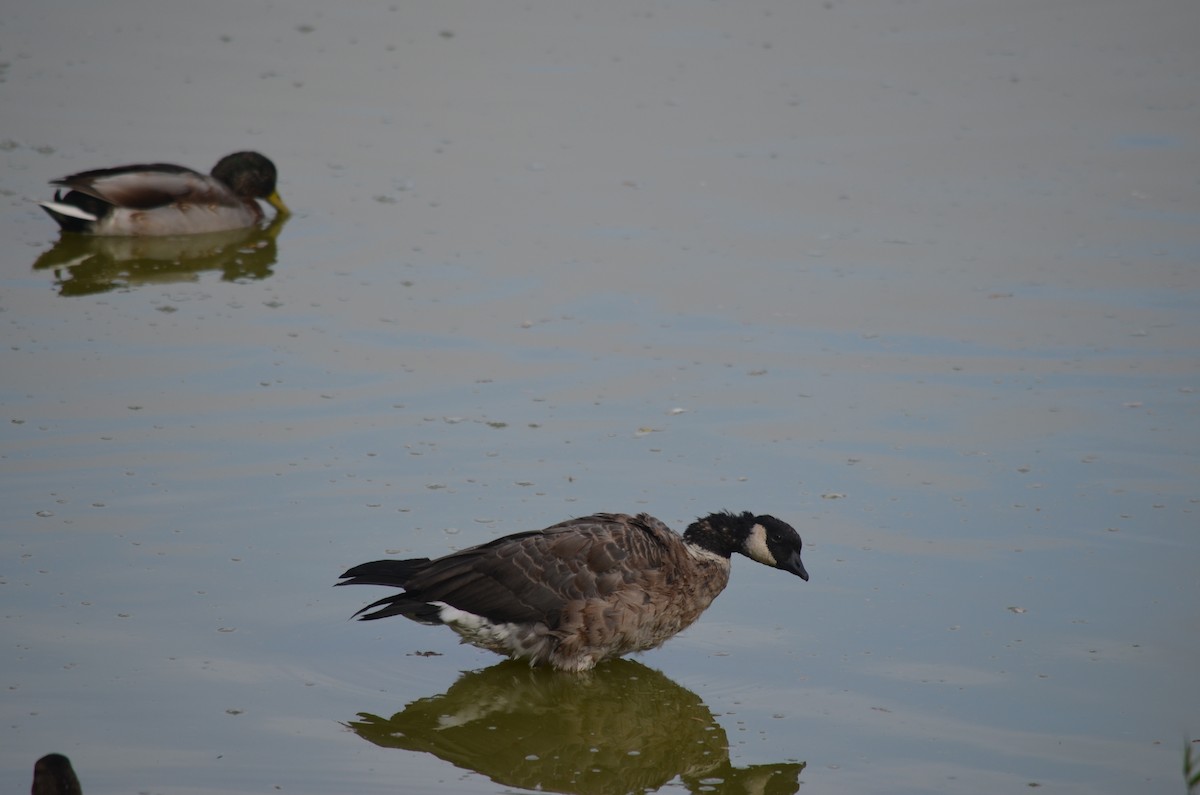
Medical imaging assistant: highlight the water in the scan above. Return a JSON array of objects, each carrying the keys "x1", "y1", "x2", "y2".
[{"x1": 2, "y1": 1, "x2": 1198, "y2": 793}]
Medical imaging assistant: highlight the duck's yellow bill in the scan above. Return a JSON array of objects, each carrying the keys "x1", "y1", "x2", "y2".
[{"x1": 266, "y1": 190, "x2": 290, "y2": 216}]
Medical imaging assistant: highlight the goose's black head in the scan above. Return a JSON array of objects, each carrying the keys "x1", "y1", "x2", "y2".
[
  {"x1": 741, "y1": 513, "x2": 809, "y2": 580},
  {"x1": 687, "y1": 511, "x2": 809, "y2": 581}
]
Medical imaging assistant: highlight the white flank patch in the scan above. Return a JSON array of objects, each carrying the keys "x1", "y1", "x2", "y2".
[
  {"x1": 743, "y1": 524, "x2": 777, "y2": 566},
  {"x1": 436, "y1": 603, "x2": 557, "y2": 663},
  {"x1": 436, "y1": 603, "x2": 528, "y2": 650},
  {"x1": 437, "y1": 604, "x2": 512, "y2": 642}
]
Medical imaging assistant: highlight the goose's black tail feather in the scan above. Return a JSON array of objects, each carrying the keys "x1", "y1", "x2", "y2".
[
  {"x1": 336, "y1": 558, "x2": 444, "y2": 624},
  {"x1": 337, "y1": 558, "x2": 431, "y2": 587},
  {"x1": 351, "y1": 594, "x2": 445, "y2": 624}
]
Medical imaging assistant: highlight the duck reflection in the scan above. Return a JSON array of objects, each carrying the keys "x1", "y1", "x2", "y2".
[
  {"x1": 346, "y1": 660, "x2": 804, "y2": 795},
  {"x1": 32, "y1": 216, "x2": 286, "y2": 296}
]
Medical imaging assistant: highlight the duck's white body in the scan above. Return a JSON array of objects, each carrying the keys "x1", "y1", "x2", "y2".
[{"x1": 39, "y1": 152, "x2": 288, "y2": 236}]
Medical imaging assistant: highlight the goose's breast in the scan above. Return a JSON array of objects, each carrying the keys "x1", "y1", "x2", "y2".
[{"x1": 567, "y1": 552, "x2": 732, "y2": 652}]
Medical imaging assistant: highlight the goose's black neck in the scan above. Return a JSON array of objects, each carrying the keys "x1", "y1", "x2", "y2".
[{"x1": 682, "y1": 511, "x2": 756, "y2": 558}]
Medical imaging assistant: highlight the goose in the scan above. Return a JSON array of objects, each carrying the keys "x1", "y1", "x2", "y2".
[
  {"x1": 39, "y1": 151, "x2": 289, "y2": 236},
  {"x1": 337, "y1": 511, "x2": 809, "y2": 672}
]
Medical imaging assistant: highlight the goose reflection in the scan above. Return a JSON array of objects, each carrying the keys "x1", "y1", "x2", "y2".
[
  {"x1": 32, "y1": 216, "x2": 286, "y2": 296},
  {"x1": 346, "y1": 660, "x2": 804, "y2": 795}
]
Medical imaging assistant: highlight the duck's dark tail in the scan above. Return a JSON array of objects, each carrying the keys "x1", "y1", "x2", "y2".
[{"x1": 39, "y1": 192, "x2": 106, "y2": 233}]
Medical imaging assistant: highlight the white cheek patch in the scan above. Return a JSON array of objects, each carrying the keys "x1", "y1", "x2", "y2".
[{"x1": 744, "y1": 524, "x2": 777, "y2": 566}]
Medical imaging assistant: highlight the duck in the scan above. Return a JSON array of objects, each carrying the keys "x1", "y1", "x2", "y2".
[
  {"x1": 39, "y1": 151, "x2": 289, "y2": 236},
  {"x1": 32, "y1": 753, "x2": 82, "y2": 795},
  {"x1": 337, "y1": 511, "x2": 809, "y2": 672}
]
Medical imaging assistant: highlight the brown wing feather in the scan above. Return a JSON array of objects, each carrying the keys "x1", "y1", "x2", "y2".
[
  {"x1": 402, "y1": 513, "x2": 678, "y2": 628},
  {"x1": 52, "y1": 164, "x2": 237, "y2": 210}
]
